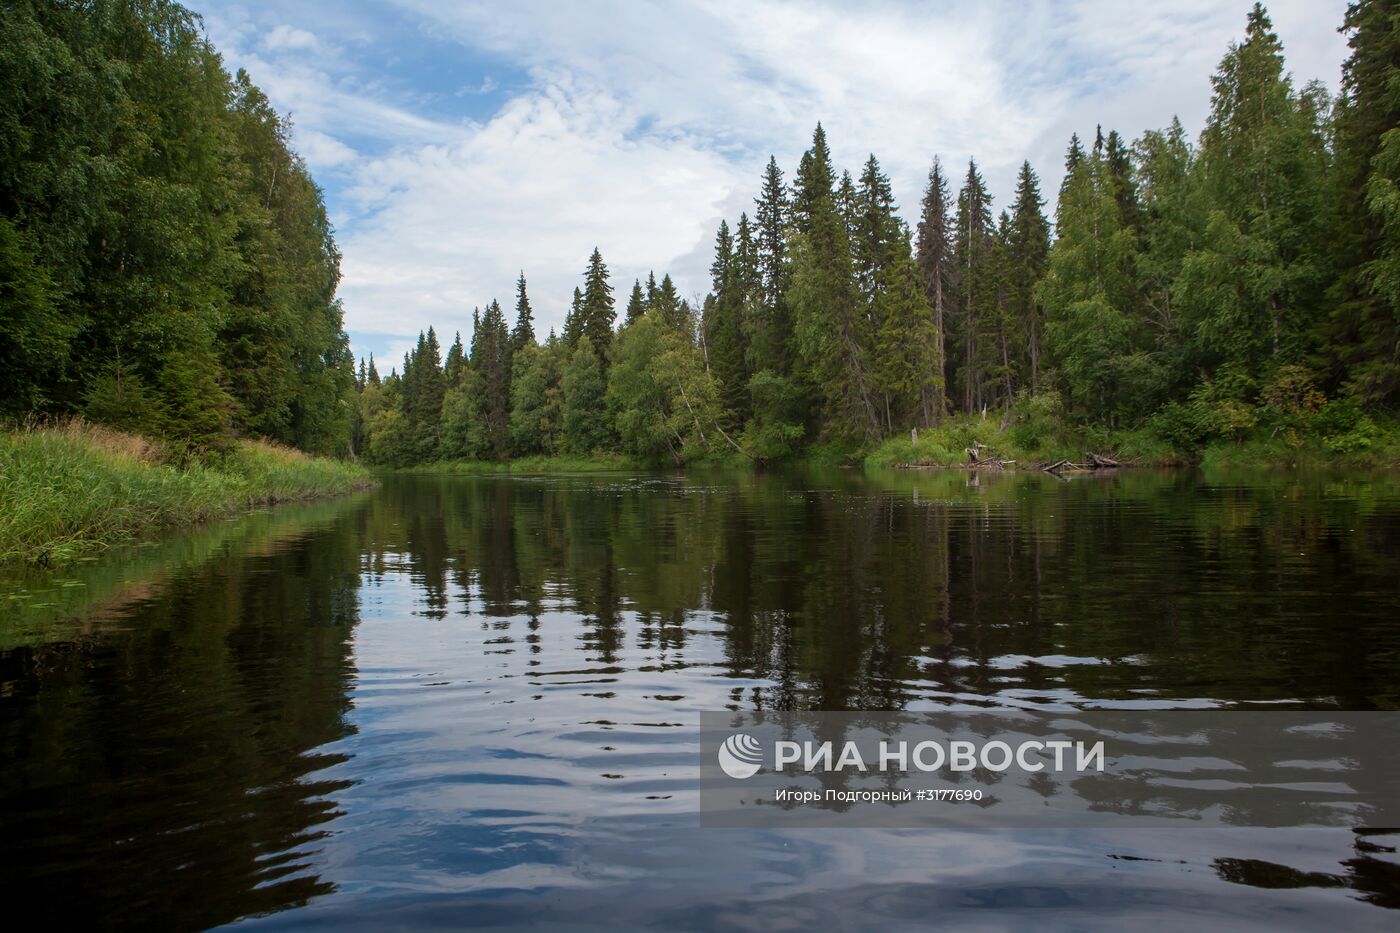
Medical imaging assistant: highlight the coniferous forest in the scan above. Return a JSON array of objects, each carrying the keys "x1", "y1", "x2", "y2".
[{"x1": 3, "y1": 1, "x2": 1399, "y2": 470}]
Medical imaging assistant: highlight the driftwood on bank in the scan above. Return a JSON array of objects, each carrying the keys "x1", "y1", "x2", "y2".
[
  {"x1": 962, "y1": 442, "x2": 1015, "y2": 469},
  {"x1": 1041, "y1": 452, "x2": 1126, "y2": 473}
]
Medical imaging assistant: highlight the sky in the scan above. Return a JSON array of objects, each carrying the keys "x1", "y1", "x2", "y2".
[{"x1": 200, "y1": 0, "x2": 1350, "y2": 371}]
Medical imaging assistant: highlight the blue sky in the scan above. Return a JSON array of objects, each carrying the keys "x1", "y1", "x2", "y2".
[{"x1": 201, "y1": 0, "x2": 1349, "y2": 371}]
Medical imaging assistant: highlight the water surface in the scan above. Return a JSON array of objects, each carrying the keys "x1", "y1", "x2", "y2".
[{"x1": 3, "y1": 468, "x2": 1399, "y2": 929}]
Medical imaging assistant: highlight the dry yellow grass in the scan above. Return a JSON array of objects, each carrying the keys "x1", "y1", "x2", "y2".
[{"x1": 24, "y1": 416, "x2": 165, "y2": 464}]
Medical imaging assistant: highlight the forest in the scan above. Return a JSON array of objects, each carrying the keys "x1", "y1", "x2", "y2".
[
  {"x1": 2, "y1": 1, "x2": 1399, "y2": 470},
  {"x1": 1, "y1": 0, "x2": 354, "y2": 457}
]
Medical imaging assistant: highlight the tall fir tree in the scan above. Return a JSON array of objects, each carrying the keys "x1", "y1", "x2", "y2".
[
  {"x1": 752, "y1": 156, "x2": 793, "y2": 376},
  {"x1": 792, "y1": 123, "x2": 834, "y2": 236},
  {"x1": 952, "y1": 159, "x2": 995, "y2": 412},
  {"x1": 625, "y1": 279, "x2": 646, "y2": 325},
  {"x1": 511, "y1": 272, "x2": 535, "y2": 352},
  {"x1": 915, "y1": 157, "x2": 953, "y2": 424},
  {"x1": 704, "y1": 219, "x2": 749, "y2": 427},
  {"x1": 1176, "y1": 2, "x2": 1330, "y2": 386},
  {"x1": 1325, "y1": 0, "x2": 1400, "y2": 403},
  {"x1": 472, "y1": 299, "x2": 512, "y2": 458},
  {"x1": 580, "y1": 248, "x2": 616, "y2": 363},
  {"x1": 563, "y1": 287, "x2": 584, "y2": 348},
  {"x1": 1008, "y1": 161, "x2": 1051, "y2": 392}
]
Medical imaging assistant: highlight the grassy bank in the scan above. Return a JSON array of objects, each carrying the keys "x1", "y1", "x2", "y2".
[
  {"x1": 0, "y1": 420, "x2": 371, "y2": 564},
  {"x1": 862, "y1": 413, "x2": 1400, "y2": 471},
  {"x1": 395, "y1": 453, "x2": 644, "y2": 475}
]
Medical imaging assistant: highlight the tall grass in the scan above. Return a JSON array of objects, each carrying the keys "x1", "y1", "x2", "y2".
[{"x1": 0, "y1": 420, "x2": 370, "y2": 564}]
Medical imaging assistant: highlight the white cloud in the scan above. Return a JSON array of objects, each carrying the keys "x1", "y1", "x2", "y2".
[
  {"x1": 262, "y1": 24, "x2": 321, "y2": 53},
  {"x1": 203, "y1": 0, "x2": 1350, "y2": 362}
]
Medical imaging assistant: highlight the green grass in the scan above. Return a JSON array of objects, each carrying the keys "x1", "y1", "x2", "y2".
[
  {"x1": 861, "y1": 414, "x2": 1400, "y2": 472},
  {"x1": 862, "y1": 416, "x2": 1113, "y2": 470},
  {"x1": 395, "y1": 453, "x2": 644, "y2": 474},
  {"x1": 0, "y1": 421, "x2": 371, "y2": 565}
]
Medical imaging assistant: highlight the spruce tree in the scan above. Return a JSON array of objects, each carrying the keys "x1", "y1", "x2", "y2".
[
  {"x1": 511, "y1": 272, "x2": 535, "y2": 352},
  {"x1": 473, "y1": 299, "x2": 511, "y2": 458},
  {"x1": 792, "y1": 123, "x2": 834, "y2": 235},
  {"x1": 753, "y1": 156, "x2": 793, "y2": 375},
  {"x1": 1039, "y1": 136, "x2": 1140, "y2": 420},
  {"x1": 563, "y1": 288, "x2": 583, "y2": 348},
  {"x1": 444, "y1": 331, "x2": 466, "y2": 387},
  {"x1": 1177, "y1": 2, "x2": 1329, "y2": 385},
  {"x1": 1325, "y1": 0, "x2": 1400, "y2": 403},
  {"x1": 652, "y1": 273, "x2": 685, "y2": 331},
  {"x1": 952, "y1": 159, "x2": 995, "y2": 412},
  {"x1": 916, "y1": 157, "x2": 953, "y2": 424},
  {"x1": 1008, "y1": 161, "x2": 1051, "y2": 392},
  {"x1": 790, "y1": 146, "x2": 880, "y2": 439},
  {"x1": 1104, "y1": 129, "x2": 1142, "y2": 232},
  {"x1": 580, "y1": 248, "x2": 616, "y2": 362},
  {"x1": 853, "y1": 154, "x2": 901, "y2": 303},
  {"x1": 561, "y1": 337, "x2": 610, "y2": 453},
  {"x1": 625, "y1": 279, "x2": 646, "y2": 325},
  {"x1": 703, "y1": 219, "x2": 749, "y2": 426}
]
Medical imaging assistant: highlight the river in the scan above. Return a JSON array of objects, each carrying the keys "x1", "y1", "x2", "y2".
[{"x1": 2, "y1": 468, "x2": 1399, "y2": 929}]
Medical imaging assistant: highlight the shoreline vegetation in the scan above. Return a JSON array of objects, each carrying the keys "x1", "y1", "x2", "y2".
[
  {"x1": 2, "y1": 0, "x2": 1398, "y2": 565},
  {"x1": 347, "y1": 5, "x2": 1400, "y2": 477},
  {"x1": 0, "y1": 420, "x2": 371, "y2": 565}
]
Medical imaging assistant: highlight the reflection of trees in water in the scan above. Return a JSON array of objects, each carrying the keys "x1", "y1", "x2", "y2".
[
  {"x1": 0, "y1": 511, "x2": 365, "y2": 929},
  {"x1": 366, "y1": 470, "x2": 1400, "y2": 713},
  {"x1": 1215, "y1": 830, "x2": 1400, "y2": 909}
]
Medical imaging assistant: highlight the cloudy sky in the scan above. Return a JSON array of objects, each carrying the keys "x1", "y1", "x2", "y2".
[{"x1": 201, "y1": 0, "x2": 1348, "y2": 369}]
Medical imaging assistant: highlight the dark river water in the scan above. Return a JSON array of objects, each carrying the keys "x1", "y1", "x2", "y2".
[{"x1": 3, "y1": 468, "x2": 1400, "y2": 930}]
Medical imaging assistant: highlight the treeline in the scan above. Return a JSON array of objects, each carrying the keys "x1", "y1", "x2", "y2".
[
  {"x1": 0, "y1": 0, "x2": 355, "y2": 456},
  {"x1": 358, "y1": 3, "x2": 1400, "y2": 468}
]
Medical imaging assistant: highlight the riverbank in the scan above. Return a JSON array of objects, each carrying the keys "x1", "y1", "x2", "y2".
[
  {"x1": 394, "y1": 453, "x2": 644, "y2": 475},
  {"x1": 0, "y1": 421, "x2": 372, "y2": 564},
  {"x1": 861, "y1": 412, "x2": 1400, "y2": 472}
]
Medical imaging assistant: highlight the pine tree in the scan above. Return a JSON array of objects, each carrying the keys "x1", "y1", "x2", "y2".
[
  {"x1": 511, "y1": 272, "x2": 535, "y2": 352},
  {"x1": 367, "y1": 355, "x2": 380, "y2": 386}
]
